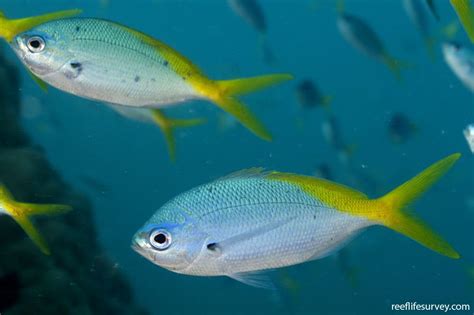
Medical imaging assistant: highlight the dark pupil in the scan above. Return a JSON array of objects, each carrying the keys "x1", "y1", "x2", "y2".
[
  {"x1": 29, "y1": 40, "x2": 41, "y2": 49},
  {"x1": 154, "y1": 233, "x2": 167, "y2": 244}
]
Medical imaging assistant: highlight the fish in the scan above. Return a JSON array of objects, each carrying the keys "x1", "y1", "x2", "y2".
[
  {"x1": 132, "y1": 154, "x2": 460, "y2": 288},
  {"x1": 227, "y1": 0, "x2": 276, "y2": 65},
  {"x1": 107, "y1": 106, "x2": 205, "y2": 161},
  {"x1": 313, "y1": 163, "x2": 332, "y2": 180},
  {"x1": 0, "y1": 184, "x2": 72, "y2": 255},
  {"x1": 0, "y1": 10, "x2": 293, "y2": 142},
  {"x1": 388, "y1": 113, "x2": 418, "y2": 143},
  {"x1": 0, "y1": 272, "x2": 20, "y2": 312},
  {"x1": 228, "y1": 0, "x2": 266, "y2": 34},
  {"x1": 403, "y1": 0, "x2": 436, "y2": 58},
  {"x1": 443, "y1": 42, "x2": 474, "y2": 92},
  {"x1": 426, "y1": 0, "x2": 440, "y2": 21},
  {"x1": 321, "y1": 115, "x2": 355, "y2": 165},
  {"x1": 450, "y1": 0, "x2": 474, "y2": 43},
  {"x1": 296, "y1": 79, "x2": 332, "y2": 109},
  {"x1": 337, "y1": 12, "x2": 407, "y2": 79},
  {"x1": 463, "y1": 124, "x2": 474, "y2": 153}
]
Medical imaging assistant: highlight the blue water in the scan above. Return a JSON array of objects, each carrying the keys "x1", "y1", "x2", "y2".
[{"x1": 3, "y1": 0, "x2": 474, "y2": 314}]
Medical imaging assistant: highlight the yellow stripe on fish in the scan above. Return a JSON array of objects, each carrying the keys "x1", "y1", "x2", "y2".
[
  {"x1": 269, "y1": 153, "x2": 461, "y2": 259},
  {"x1": 123, "y1": 26, "x2": 292, "y2": 141}
]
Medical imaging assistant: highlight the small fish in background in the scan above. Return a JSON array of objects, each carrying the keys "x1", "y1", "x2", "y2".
[
  {"x1": 336, "y1": 9, "x2": 408, "y2": 80},
  {"x1": 107, "y1": 105, "x2": 205, "y2": 161},
  {"x1": 450, "y1": 0, "x2": 474, "y2": 43},
  {"x1": 426, "y1": 0, "x2": 441, "y2": 21},
  {"x1": 443, "y1": 42, "x2": 474, "y2": 92},
  {"x1": 463, "y1": 124, "x2": 474, "y2": 153},
  {"x1": 403, "y1": 0, "x2": 436, "y2": 59},
  {"x1": 78, "y1": 175, "x2": 111, "y2": 196},
  {"x1": 0, "y1": 184, "x2": 72, "y2": 255},
  {"x1": 0, "y1": 272, "x2": 20, "y2": 313},
  {"x1": 0, "y1": 9, "x2": 293, "y2": 144},
  {"x1": 388, "y1": 113, "x2": 418, "y2": 144},
  {"x1": 296, "y1": 79, "x2": 332, "y2": 109},
  {"x1": 321, "y1": 115, "x2": 356, "y2": 165},
  {"x1": 132, "y1": 154, "x2": 460, "y2": 288},
  {"x1": 313, "y1": 163, "x2": 332, "y2": 180},
  {"x1": 227, "y1": 0, "x2": 276, "y2": 65}
]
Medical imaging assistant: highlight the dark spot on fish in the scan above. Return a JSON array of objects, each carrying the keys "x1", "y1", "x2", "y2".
[
  {"x1": 163, "y1": 60, "x2": 169, "y2": 67},
  {"x1": 134, "y1": 75, "x2": 140, "y2": 82},
  {"x1": 207, "y1": 187, "x2": 213, "y2": 193},
  {"x1": 207, "y1": 243, "x2": 219, "y2": 251},
  {"x1": 75, "y1": 26, "x2": 80, "y2": 32},
  {"x1": 151, "y1": 78, "x2": 156, "y2": 82},
  {"x1": 313, "y1": 215, "x2": 317, "y2": 220},
  {"x1": 121, "y1": 79, "x2": 126, "y2": 83},
  {"x1": 181, "y1": 76, "x2": 186, "y2": 81},
  {"x1": 0, "y1": 272, "x2": 20, "y2": 312},
  {"x1": 70, "y1": 62, "x2": 82, "y2": 69}
]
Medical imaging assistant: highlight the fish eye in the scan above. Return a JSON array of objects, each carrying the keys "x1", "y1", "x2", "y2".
[
  {"x1": 149, "y1": 229, "x2": 172, "y2": 250},
  {"x1": 26, "y1": 36, "x2": 45, "y2": 53}
]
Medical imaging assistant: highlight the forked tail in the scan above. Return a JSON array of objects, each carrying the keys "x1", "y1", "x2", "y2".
[
  {"x1": 370, "y1": 153, "x2": 461, "y2": 259},
  {"x1": 150, "y1": 109, "x2": 206, "y2": 162},
  {"x1": 206, "y1": 73, "x2": 293, "y2": 141},
  {"x1": 0, "y1": 184, "x2": 72, "y2": 255}
]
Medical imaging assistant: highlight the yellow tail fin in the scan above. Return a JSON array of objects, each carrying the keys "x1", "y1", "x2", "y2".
[
  {"x1": 381, "y1": 54, "x2": 412, "y2": 81},
  {"x1": 150, "y1": 109, "x2": 206, "y2": 162},
  {"x1": 210, "y1": 74, "x2": 292, "y2": 141},
  {"x1": 451, "y1": 0, "x2": 474, "y2": 43},
  {"x1": 0, "y1": 9, "x2": 82, "y2": 42},
  {"x1": 374, "y1": 153, "x2": 461, "y2": 259},
  {"x1": 0, "y1": 184, "x2": 72, "y2": 255}
]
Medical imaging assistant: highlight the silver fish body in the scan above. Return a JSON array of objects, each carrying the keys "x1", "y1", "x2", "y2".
[
  {"x1": 11, "y1": 18, "x2": 198, "y2": 108},
  {"x1": 443, "y1": 42, "x2": 474, "y2": 92},
  {"x1": 228, "y1": 0, "x2": 266, "y2": 34},
  {"x1": 337, "y1": 13, "x2": 386, "y2": 60},
  {"x1": 132, "y1": 171, "x2": 371, "y2": 282},
  {"x1": 403, "y1": 0, "x2": 430, "y2": 38}
]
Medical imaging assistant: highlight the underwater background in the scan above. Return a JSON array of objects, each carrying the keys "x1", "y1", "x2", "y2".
[{"x1": 0, "y1": 0, "x2": 473, "y2": 314}]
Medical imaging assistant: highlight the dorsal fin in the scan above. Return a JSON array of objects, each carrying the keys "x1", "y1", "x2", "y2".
[
  {"x1": 119, "y1": 25, "x2": 204, "y2": 78},
  {"x1": 268, "y1": 172, "x2": 369, "y2": 200},
  {"x1": 217, "y1": 168, "x2": 273, "y2": 181}
]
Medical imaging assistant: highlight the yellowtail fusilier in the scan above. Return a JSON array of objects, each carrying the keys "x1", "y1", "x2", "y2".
[
  {"x1": 0, "y1": 9, "x2": 292, "y2": 143},
  {"x1": 443, "y1": 42, "x2": 474, "y2": 92},
  {"x1": 132, "y1": 154, "x2": 460, "y2": 288},
  {"x1": 0, "y1": 184, "x2": 72, "y2": 255},
  {"x1": 337, "y1": 10, "x2": 408, "y2": 80}
]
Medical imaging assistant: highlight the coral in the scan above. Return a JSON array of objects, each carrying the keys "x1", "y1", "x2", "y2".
[{"x1": 0, "y1": 45, "x2": 147, "y2": 315}]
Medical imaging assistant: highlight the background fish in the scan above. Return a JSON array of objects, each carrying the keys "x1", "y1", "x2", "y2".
[
  {"x1": 443, "y1": 42, "x2": 474, "y2": 92},
  {"x1": 132, "y1": 154, "x2": 460, "y2": 287},
  {"x1": 337, "y1": 12, "x2": 407, "y2": 80},
  {"x1": 403, "y1": 0, "x2": 436, "y2": 59},
  {"x1": 0, "y1": 11, "x2": 292, "y2": 142}
]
